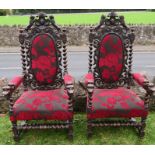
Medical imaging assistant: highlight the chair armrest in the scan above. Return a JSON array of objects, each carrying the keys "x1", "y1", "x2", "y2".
[
  {"x1": 132, "y1": 73, "x2": 148, "y2": 86},
  {"x1": 63, "y1": 74, "x2": 74, "y2": 95},
  {"x1": 132, "y1": 73, "x2": 155, "y2": 95},
  {"x1": 2, "y1": 75, "x2": 23, "y2": 97},
  {"x1": 9, "y1": 75, "x2": 23, "y2": 88},
  {"x1": 84, "y1": 73, "x2": 94, "y2": 93}
]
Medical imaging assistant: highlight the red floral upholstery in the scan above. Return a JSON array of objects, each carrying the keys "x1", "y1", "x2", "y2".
[
  {"x1": 132, "y1": 73, "x2": 148, "y2": 86},
  {"x1": 84, "y1": 73, "x2": 94, "y2": 85},
  {"x1": 10, "y1": 89, "x2": 73, "y2": 121},
  {"x1": 64, "y1": 74, "x2": 74, "y2": 85},
  {"x1": 9, "y1": 75, "x2": 23, "y2": 89},
  {"x1": 31, "y1": 34, "x2": 57, "y2": 84},
  {"x1": 87, "y1": 87, "x2": 148, "y2": 119},
  {"x1": 99, "y1": 34, "x2": 123, "y2": 83}
]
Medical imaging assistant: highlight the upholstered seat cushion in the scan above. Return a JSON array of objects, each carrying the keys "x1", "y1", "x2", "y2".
[
  {"x1": 10, "y1": 89, "x2": 73, "y2": 121},
  {"x1": 87, "y1": 87, "x2": 148, "y2": 119}
]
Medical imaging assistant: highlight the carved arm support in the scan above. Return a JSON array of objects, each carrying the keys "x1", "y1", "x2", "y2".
[
  {"x1": 2, "y1": 75, "x2": 23, "y2": 115},
  {"x1": 84, "y1": 73, "x2": 94, "y2": 109},
  {"x1": 132, "y1": 73, "x2": 155, "y2": 109},
  {"x1": 132, "y1": 73, "x2": 155, "y2": 95},
  {"x1": 2, "y1": 75, "x2": 23, "y2": 97},
  {"x1": 63, "y1": 74, "x2": 74, "y2": 112}
]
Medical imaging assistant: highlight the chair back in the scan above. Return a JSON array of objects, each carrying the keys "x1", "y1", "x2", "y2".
[
  {"x1": 19, "y1": 12, "x2": 67, "y2": 90},
  {"x1": 88, "y1": 11, "x2": 135, "y2": 88}
]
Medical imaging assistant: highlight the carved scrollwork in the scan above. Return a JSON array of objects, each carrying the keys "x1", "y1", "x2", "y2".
[
  {"x1": 89, "y1": 11, "x2": 135, "y2": 89},
  {"x1": 56, "y1": 40, "x2": 62, "y2": 49},
  {"x1": 93, "y1": 39, "x2": 100, "y2": 48},
  {"x1": 25, "y1": 40, "x2": 30, "y2": 49}
]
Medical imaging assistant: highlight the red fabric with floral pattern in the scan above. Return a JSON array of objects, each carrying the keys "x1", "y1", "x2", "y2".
[
  {"x1": 132, "y1": 73, "x2": 147, "y2": 86},
  {"x1": 10, "y1": 89, "x2": 73, "y2": 121},
  {"x1": 9, "y1": 75, "x2": 23, "y2": 89},
  {"x1": 87, "y1": 87, "x2": 148, "y2": 119},
  {"x1": 99, "y1": 34, "x2": 123, "y2": 83},
  {"x1": 31, "y1": 34, "x2": 57, "y2": 84}
]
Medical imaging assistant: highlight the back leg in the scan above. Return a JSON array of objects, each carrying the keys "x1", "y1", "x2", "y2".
[
  {"x1": 68, "y1": 120, "x2": 73, "y2": 141},
  {"x1": 87, "y1": 120, "x2": 93, "y2": 139}
]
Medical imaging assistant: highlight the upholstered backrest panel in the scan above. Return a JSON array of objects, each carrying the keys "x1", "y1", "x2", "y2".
[
  {"x1": 98, "y1": 34, "x2": 123, "y2": 83},
  {"x1": 31, "y1": 34, "x2": 57, "y2": 84}
]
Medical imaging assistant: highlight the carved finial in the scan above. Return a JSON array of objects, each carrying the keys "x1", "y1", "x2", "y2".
[
  {"x1": 24, "y1": 12, "x2": 61, "y2": 31},
  {"x1": 36, "y1": 12, "x2": 47, "y2": 25},
  {"x1": 30, "y1": 16, "x2": 35, "y2": 22},
  {"x1": 107, "y1": 11, "x2": 118, "y2": 18},
  {"x1": 107, "y1": 11, "x2": 118, "y2": 25},
  {"x1": 25, "y1": 15, "x2": 35, "y2": 31},
  {"x1": 49, "y1": 15, "x2": 55, "y2": 24},
  {"x1": 95, "y1": 10, "x2": 130, "y2": 30},
  {"x1": 119, "y1": 15, "x2": 128, "y2": 30},
  {"x1": 100, "y1": 15, "x2": 105, "y2": 25},
  {"x1": 37, "y1": 12, "x2": 47, "y2": 18},
  {"x1": 95, "y1": 15, "x2": 105, "y2": 30}
]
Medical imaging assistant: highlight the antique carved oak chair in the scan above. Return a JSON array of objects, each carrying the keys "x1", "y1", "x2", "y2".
[
  {"x1": 84, "y1": 11, "x2": 155, "y2": 138},
  {"x1": 3, "y1": 13, "x2": 74, "y2": 141}
]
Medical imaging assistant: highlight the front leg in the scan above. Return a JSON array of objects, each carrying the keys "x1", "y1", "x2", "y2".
[
  {"x1": 86, "y1": 82, "x2": 94, "y2": 139},
  {"x1": 65, "y1": 83, "x2": 74, "y2": 112},
  {"x1": 68, "y1": 120, "x2": 73, "y2": 141},
  {"x1": 64, "y1": 74, "x2": 74, "y2": 140},
  {"x1": 65, "y1": 84, "x2": 74, "y2": 141}
]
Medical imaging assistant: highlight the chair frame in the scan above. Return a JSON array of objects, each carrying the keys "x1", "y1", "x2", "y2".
[
  {"x1": 3, "y1": 12, "x2": 74, "y2": 141},
  {"x1": 86, "y1": 11, "x2": 155, "y2": 138}
]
